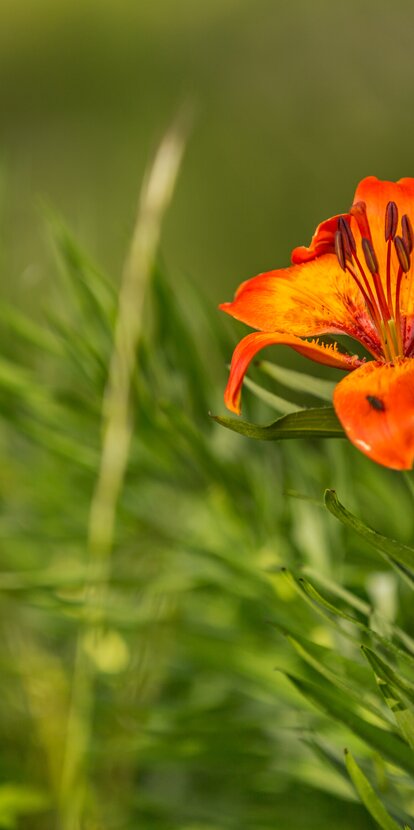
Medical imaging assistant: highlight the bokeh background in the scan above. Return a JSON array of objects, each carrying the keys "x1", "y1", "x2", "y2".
[
  {"x1": 4, "y1": 0, "x2": 414, "y2": 307},
  {"x1": 2, "y1": 1, "x2": 414, "y2": 828}
]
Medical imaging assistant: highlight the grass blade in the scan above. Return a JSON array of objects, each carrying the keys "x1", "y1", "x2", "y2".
[
  {"x1": 325, "y1": 489, "x2": 414, "y2": 574},
  {"x1": 344, "y1": 749, "x2": 403, "y2": 830},
  {"x1": 257, "y1": 360, "x2": 336, "y2": 401},
  {"x1": 287, "y1": 673, "x2": 414, "y2": 776},
  {"x1": 212, "y1": 407, "x2": 345, "y2": 441},
  {"x1": 243, "y1": 375, "x2": 301, "y2": 414}
]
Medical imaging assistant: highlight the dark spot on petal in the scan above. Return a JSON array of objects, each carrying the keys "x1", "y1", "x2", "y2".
[{"x1": 366, "y1": 395, "x2": 385, "y2": 412}]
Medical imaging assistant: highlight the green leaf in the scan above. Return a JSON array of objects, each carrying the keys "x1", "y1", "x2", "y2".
[
  {"x1": 287, "y1": 673, "x2": 414, "y2": 776},
  {"x1": 303, "y1": 567, "x2": 414, "y2": 660},
  {"x1": 211, "y1": 407, "x2": 345, "y2": 441},
  {"x1": 243, "y1": 375, "x2": 300, "y2": 414},
  {"x1": 48, "y1": 213, "x2": 116, "y2": 325},
  {"x1": 285, "y1": 632, "x2": 388, "y2": 724},
  {"x1": 362, "y1": 647, "x2": 414, "y2": 707},
  {"x1": 344, "y1": 749, "x2": 402, "y2": 830},
  {"x1": 284, "y1": 570, "x2": 414, "y2": 670},
  {"x1": 258, "y1": 360, "x2": 336, "y2": 401},
  {"x1": 303, "y1": 567, "x2": 370, "y2": 616},
  {"x1": 325, "y1": 489, "x2": 414, "y2": 575},
  {"x1": 362, "y1": 646, "x2": 414, "y2": 748},
  {"x1": 0, "y1": 302, "x2": 61, "y2": 356}
]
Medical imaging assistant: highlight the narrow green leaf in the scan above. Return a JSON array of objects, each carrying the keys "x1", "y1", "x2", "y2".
[
  {"x1": 243, "y1": 375, "x2": 300, "y2": 414},
  {"x1": 286, "y1": 633, "x2": 387, "y2": 724},
  {"x1": 287, "y1": 673, "x2": 414, "y2": 775},
  {"x1": 362, "y1": 647, "x2": 414, "y2": 707},
  {"x1": 258, "y1": 360, "x2": 336, "y2": 401},
  {"x1": 344, "y1": 749, "x2": 402, "y2": 830},
  {"x1": 303, "y1": 567, "x2": 371, "y2": 616},
  {"x1": 304, "y1": 737, "x2": 350, "y2": 786},
  {"x1": 48, "y1": 213, "x2": 116, "y2": 324},
  {"x1": 284, "y1": 570, "x2": 414, "y2": 670},
  {"x1": 306, "y1": 738, "x2": 412, "y2": 828},
  {"x1": 362, "y1": 646, "x2": 414, "y2": 748},
  {"x1": 325, "y1": 489, "x2": 414, "y2": 574},
  {"x1": 0, "y1": 302, "x2": 61, "y2": 356},
  {"x1": 211, "y1": 407, "x2": 345, "y2": 441}
]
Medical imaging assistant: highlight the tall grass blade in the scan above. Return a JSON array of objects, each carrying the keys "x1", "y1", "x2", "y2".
[
  {"x1": 58, "y1": 117, "x2": 187, "y2": 830},
  {"x1": 344, "y1": 749, "x2": 403, "y2": 830}
]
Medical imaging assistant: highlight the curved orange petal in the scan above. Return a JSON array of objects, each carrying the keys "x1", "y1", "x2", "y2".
[
  {"x1": 220, "y1": 256, "x2": 382, "y2": 357},
  {"x1": 291, "y1": 214, "x2": 347, "y2": 264},
  {"x1": 333, "y1": 358, "x2": 414, "y2": 469},
  {"x1": 224, "y1": 331, "x2": 362, "y2": 414}
]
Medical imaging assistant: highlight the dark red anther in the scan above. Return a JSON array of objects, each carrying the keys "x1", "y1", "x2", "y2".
[
  {"x1": 385, "y1": 201, "x2": 398, "y2": 241},
  {"x1": 334, "y1": 230, "x2": 346, "y2": 271},
  {"x1": 361, "y1": 237, "x2": 379, "y2": 275},
  {"x1": 338, "y1": 216, "x2": 356, "y2": 256},
  {"x1": 394, "y1": 235, "x2": 411, "y2": 273},
  {"x1": 350, "y1": 201, "x2": 372, "y2": 241},
  {"x1": 402, "y1": 214, "x2": 414, "y2": 254}
]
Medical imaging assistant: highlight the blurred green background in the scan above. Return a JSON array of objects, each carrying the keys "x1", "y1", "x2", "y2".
[
  {"x1": 3, "y1": 0, "x2": 414, "y2": 307},
  {"x1": 2, "y1": 1, "x2": 414, "y2": 828}
]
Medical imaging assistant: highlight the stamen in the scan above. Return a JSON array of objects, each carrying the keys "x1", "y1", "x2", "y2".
[
  {"x1": 360, "y1": 238, "x2": 393, "y2": 350},
  {"x1": 386, "y1": 239, "x2": 393, "y2": 318},
  {"x1": 338, "y1": 216, "x2": 356, "y2": 256},
  {"x1": 385, "y1": 201, "x2": 398, "y2": 315},
  {"x1": 335, "y1": 219, "x2": 380, "y2": 324},
  {"x1": 394, "y1": 237, "x2": 410, "y2": 357},
  {"x1": 402, "y1": 214, "x2": 414, "y2": 254},
  {"x1": 334, "y1": 230, "x2": 346, "y2": 271},
  {"x1": 402, "y1": 219, "x2": 414, "y2": 346},
  {"x1": 385, "y1": 201, "x2": 398, "y2": 241},
  {"x1": 345, "y1": 263, "x2": 380, "y2": 324},
  {"x1": 394, "y1": 236, "x2": 410, "y2": 273},
  {"x1": 339, "y1": 206, "x2": 409, "y2": 363},
  {"x1": 361, "y1": 238, "x2": 379, "y2": 275}
]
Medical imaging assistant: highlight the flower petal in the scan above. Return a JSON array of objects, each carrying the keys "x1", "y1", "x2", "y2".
[
  {"x1": 224, "y1": 331, "x2": 362, "y2": 414},
  {"x1": 333, "y1": 358, "x2": 414, "y2": 469},
  {"x1": 220, "y1": 255, "x2": 382, "y2": 356},
  {"x1": 291, "y1": 214, "x2": 347, "y2": 264}
]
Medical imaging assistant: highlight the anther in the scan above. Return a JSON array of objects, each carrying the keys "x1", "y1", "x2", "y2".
[
  {"x1": 334, "y1": 230, "x2": 346, "y2": 271},
  {"x1": 402, "y1": 215, "x2": 414, "y2": 254},
  {"x1": 338, "y1": 216, "x2": 356, "y2": 256},
  {"x1": 385, "y1": 201, "x2": 398, "y2": 241},
  {"x1": 394, "y1": 235, "x2": 411, "y2": 273},
  {"x1": 361, "y1": 237, "x2": 379, "y2": 275}
]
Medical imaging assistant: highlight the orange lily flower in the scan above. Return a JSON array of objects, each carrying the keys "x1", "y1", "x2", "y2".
[{"x1": 220, "y1": 177, "x2": 414, "y2": 470}]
